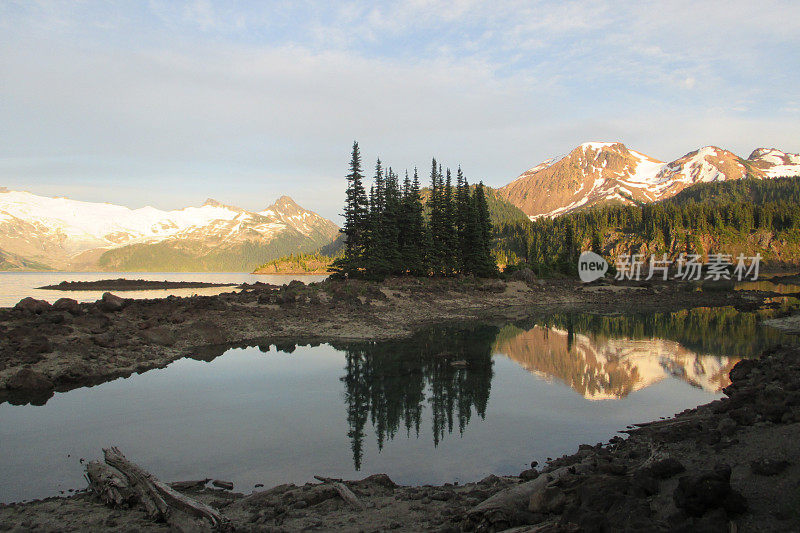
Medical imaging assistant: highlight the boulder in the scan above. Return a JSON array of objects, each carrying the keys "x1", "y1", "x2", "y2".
[
  {"x1": 14, "y1": 297, "x2": 51, "y2": 314},
  {"x1": 643, "y1": 457, "x2": 686, "y2": 479},
  {"x1": 673, "y1": 464, "x2": 746, "y2": 517},
  {"x1": 141, "y1": 326, "x2": 177, "y2": 346},
  {"x1": 716, "y1": 416, "x2": 737, "y2": 437},
  {"x1": 194, "y1": 321, "x2": 227, "y2": 345},
  {"x1": 53, "y1": 298, "x2": 82, "y2": 315},
  {"x1": 22, "y1": 336, "x2": 53, "y2": 355},
  {"x1": 528, "y1": 486, "x2": 567, "y2": 514},
  {"x1": 99, "y1": 292, "x2": 125, "y2": 312},
  {"x1": 6, "y1": 367, "x2": 54, "y2": 391}
]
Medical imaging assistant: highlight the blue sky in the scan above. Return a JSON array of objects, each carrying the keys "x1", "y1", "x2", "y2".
[{"x1": 1, "y1": 0, "x2": 798, "y2": 221}]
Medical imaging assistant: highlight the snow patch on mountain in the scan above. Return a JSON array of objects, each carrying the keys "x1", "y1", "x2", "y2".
[{"x1": 0, "y1": 189, "x2": 339, "y2": 270}]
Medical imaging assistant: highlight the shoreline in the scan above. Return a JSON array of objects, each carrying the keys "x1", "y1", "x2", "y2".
[
  {"x1": 1, "y1": 344, "x2": 798, "y2": 531},
  {"x1": 2, "y1": 275, "x2": 793, "y2": 405}
]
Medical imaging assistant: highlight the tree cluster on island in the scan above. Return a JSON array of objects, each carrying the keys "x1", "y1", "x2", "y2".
[{"x1": 331, "y1": 142, "x2": 498, "y2": 279}]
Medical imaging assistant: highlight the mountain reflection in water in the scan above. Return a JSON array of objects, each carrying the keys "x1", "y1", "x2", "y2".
[
  {"x1": 493, "y1": 325, "x2": 736, "y2": 400},
  {"x1": 332, "y1": 306, "x2": 793, "y2": 467}
]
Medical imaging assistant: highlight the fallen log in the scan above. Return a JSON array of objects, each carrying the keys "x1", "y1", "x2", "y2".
[
  {"x1": 85, "y1": 461, "x2": 137, "y2": 507},
  {"x1": 465, "y1": 459, "x2": 593, "y2": 531},
  {"x1": 314, "y1": 475, "x2": 366, "y2": 511},
  {"x1": 87, "y1": 446, "x2": 230, "y2": 532}
]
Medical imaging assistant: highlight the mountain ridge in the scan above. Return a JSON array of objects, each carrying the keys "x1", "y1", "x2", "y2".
[
  {"x1": 0, "y1": 190, "x2": 339, "y2": 271},
  {"x1": 498, "y1": 143, "x2": 800, "y2": 219}
]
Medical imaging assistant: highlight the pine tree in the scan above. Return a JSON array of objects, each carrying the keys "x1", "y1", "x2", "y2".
[
  {"x1": 384, "y1": 167, "x2": 402, "y2": 274},
  {"x1": 443, "y1": 168, "x2": 457, "y2": 274},
  {"x1": 332, "y1": 141, "x2": 368, "y2": 277},
  {"x1": 427, "y1": 158, "x2": 445, "y2": 275},
  {"x1": 365, "y1": 159, "x2": 390, "y2": 278},
  {"x1": 471, "y1": 182, "x2": 497, "y2": 277},
  {"x1": 409, "y1": 167, "x2": 427, "y2": 275},
  {"x1": 455, "y1": 167, "x2": 470, "y2": 271}
]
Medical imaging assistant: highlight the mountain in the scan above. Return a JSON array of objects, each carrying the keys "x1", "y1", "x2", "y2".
[
  {"x1": 0, "y1": 190, "x2": 339, "y2": 271},
  {"x1": 498, "y1": 143, "x2": 800, "y2": 219}
]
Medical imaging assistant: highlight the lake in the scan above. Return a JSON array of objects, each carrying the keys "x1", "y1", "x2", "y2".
[
  {"x1": 0, "y1": 272, "x2": 328, "y2": 307},
  {"x1": 1, "y1": 306, "x2": 794, "y2": 503}
]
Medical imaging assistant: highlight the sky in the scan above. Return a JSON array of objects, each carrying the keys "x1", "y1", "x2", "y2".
[{"x1": 1, "y1": 1, "x2": 798, "y2": 222}]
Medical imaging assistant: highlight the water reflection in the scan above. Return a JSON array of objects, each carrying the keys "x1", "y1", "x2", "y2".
[
  {"x1": 332, "y1": 326, "x2": 496, "y2": 469},
  {"x1": 327, "y1": 306, "x2": 794, "y2": 468},
  {"x1": 2, "y1": 306, "x2": 796, "y2": 502},
  {"x1": 493, "y1": 325, "x2": 736, "y2": 400}
]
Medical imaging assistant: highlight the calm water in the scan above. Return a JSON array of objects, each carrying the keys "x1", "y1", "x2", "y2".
[
  {"x1": 0, "y1": 272, "x2": 328, "y2": 307},
  {"x1": 1, "y1": 307, "x2": 795, "y2": 503}
]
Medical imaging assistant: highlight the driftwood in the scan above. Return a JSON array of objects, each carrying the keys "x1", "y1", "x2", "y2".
[
  {"x1": 86, "y1": 446, "x2": 230, "y2": 532},
  {"x1": 314, "y1": 475, "x2": 366, "y2": 511},
  {"x1": 169, "y1": 479, "x2": 211, "y2": 491},
  {"x1": 465, "y1": 460, "x2": 593, "y2": 531},
  {"x1": 85, "y1": 461, "x2": 137, "y2": 507}
]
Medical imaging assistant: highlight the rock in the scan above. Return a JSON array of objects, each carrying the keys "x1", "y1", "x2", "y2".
[
  {"x1": 6, "y1": 368, "x2": 54, "y2": 391},
  {"x1": 14, "y1": 297, "x2": 51, "y2": 314},
  {"x1": 99, "y1": 292, "x2": 125, "y2": 312},
  {"x1": 750, "y1": 458, "x2": 789, "y2": 476},
  {"x1": 22, "y1": 336, "x2": 53, "y2": 355},
  {"x1": 673, "y1": 464, "x2": 746, "y2": 517},
  {"x1": 716, "y1": 417, "x2": 737, "y2": 437},
  {"x1": 212, "y1": 480, "x2": 234, "y2": 490},
  {"x1": 53, "y1": 298, "x2": 82, "y2": 315},
  {"x1": 194, "y1": 321, "x2": 226, "y2": 344},
  {"x1": 519, "y1": 468, "x2": 540, "y2": 481},
  {"x1": 643, "y1": 457, "x2": 685, "y2": 479},
  {"x1": 729, "y1": 405, "x2": 758, "y2": 426},
  {"x1": 631, "y1": 471, "x2": 659, "y2": 496},
  {"x1": 528, "y1": 486, "x2": 567, "y2": 514},
  {"x1": 729, "y1": 359, "x2": 756, "y2": 381},
  {"x1": 141, "y1": 327, "x2": 177, "y2": 346}
]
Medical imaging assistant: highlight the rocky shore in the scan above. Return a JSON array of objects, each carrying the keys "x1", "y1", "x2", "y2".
[
  {"x1": 0, "y1": 275, "x2": 786, "y2": 405},
  {"x1": 1, "y1": 343, "x2": 798, "y2": 531}
]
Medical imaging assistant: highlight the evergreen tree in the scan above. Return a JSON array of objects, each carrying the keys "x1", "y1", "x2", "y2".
[
  {"x1": 408, "y1": 168, "x2": 427, "y2": 275},
  {"x1": 443, "y1": 168, "x2": 457, "y2": 274},
  {"x1": 427, "y1": 158, "x2": 446, "y2": 275},
  {"x1": 332, "y1": 141, "x2": 368, "y2": 277},
  {"x1": 384, "y1": 167, "x2": 403, "y2": 274},
  {"x1": 365, "y1": 159, "x2": 390, "y2": 278},
  {"x1": 472, "y1": 182, "x2": 498, "y2": 277}
]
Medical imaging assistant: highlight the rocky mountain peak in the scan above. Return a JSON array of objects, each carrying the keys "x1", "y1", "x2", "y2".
[
  {"x1": 272, "y1": 195, "x2": 300, "y2": 210},
  {"x1": 498, "y1": 142, "x2": 800, "y2": 219}
]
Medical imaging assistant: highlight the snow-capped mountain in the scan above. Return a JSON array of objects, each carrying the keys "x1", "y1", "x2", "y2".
[
  {"x1": 498, "y1": 143, "x2": 800, "y2": 219},
  {"x1": 0, "y1": 190, "x2": 339, "y2": 271}
]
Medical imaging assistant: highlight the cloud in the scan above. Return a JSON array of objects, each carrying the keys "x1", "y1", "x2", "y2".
[{"x1": 0, "y1": 0, "x2": 798, "y2": 221}]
